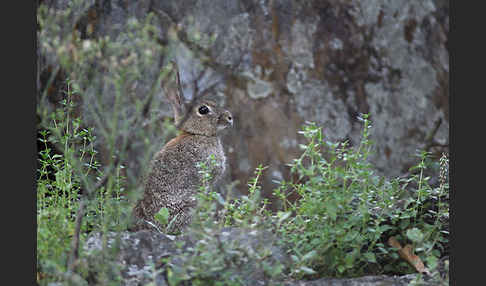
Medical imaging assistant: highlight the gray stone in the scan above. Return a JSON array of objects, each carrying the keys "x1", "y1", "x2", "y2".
[
  {"x1": 284, "y1": 274, "x2": 422, "y2": 286},
  {"x1": 247, "y1": 77, "x2": 274, "y2": 99},
  {"x1": 83, "y1": 228, "x2": 288, "y2": 285},
  {"x1": 84, "y1": 231, "x2": 174, "y2": 286}
]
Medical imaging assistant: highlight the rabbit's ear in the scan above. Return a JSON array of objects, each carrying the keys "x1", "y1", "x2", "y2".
[{"x1": 164, "y1": 61, "x2": 186, "y2": 125}]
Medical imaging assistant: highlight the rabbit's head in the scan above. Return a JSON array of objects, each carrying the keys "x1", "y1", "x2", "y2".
[
  {"x1": 164, "y1": 68, "x2": 233, "y2": 136},
  {"x1": 178, "y1": 99, "x2": 233, "y2": 136}
]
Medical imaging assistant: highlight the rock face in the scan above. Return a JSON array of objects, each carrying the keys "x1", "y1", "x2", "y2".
[
  {"x1": 84, "y1": 231, "x2": 174, "y2": 286},
  {"x1": 38, "y1": 0, "x2": 449, "y2": 202},
  {"x1": 83, "y1": 229, "x2": 287, "y2": 285}
]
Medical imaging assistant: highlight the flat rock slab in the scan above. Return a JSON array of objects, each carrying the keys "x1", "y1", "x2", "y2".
[
  {"x1": 284, "y1": 274, "x2": 420, "y2": 286},
  {"x1": 83, "y1": 230, "x2": 442, "y2": 286}
]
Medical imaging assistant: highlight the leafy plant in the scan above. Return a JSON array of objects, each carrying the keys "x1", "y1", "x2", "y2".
[
  {"x1": 222, "y1": 164, "x2": 271, "y2": 228},
  {"x1": 37, "y1": 79, "x2": 128, "y2": 282},
  {"x1": 273, "y1": 115, "x2": 449, "y2": 278},
  {"x1": 37, "y1": 2, "x2": 175, "y2": 282}
]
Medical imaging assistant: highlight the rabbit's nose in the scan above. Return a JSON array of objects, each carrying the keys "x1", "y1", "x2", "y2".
[{"x1": 224, "y1": 111, "x2": 233, "y2": 126}]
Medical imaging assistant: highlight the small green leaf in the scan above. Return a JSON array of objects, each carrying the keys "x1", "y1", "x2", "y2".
[
  {"x1": 399, "y1": 219, "x2": 410, "y2": 229},
  {"x1": 363, "y1": 252, "x2": 377, "y2": 263},
  {"x1": 277, "y1": 211, "x2": 291, "y2": 223},
  {"x1": 344, "y1": 250, "x2": 357, "y2": 267},
  {"x1": 426, "y1": 255, "x2": 438, "y2": 270},
  {"x1": 154, "y1": 207, "x2": 170, "y2": 226},
  {"x1": 378, "y1": 225, "x2": 393, "y2": 233},
  {"x1": 302, "y1": 250, "x2": 317, "y2": 261},
  {"x1": 344, "y1": 231, "x2": 359, "y2": 241},
  {"x1": 337, "y1": 265, "x2": 346, "y2": 273},
  {"x1": 326, "y1": 203, "x2": 337, "y2": 221},
  {"x1": 290, "y1": 255, "x2": 299, "y2": 263},
  {"x1": 299, "y1": 266, "x2": 317, "y2": 275},
  {"x1": 406, "y1": 227, "x2": 424, "y2": 243}
]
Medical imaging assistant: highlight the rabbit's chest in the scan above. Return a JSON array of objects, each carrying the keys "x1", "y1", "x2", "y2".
[
  {"x1": 198, "y1": 140, "x2": 226, "y2": 179},
  {"x1": 181, "y1": 136, "x2": 226, "y2": 183}
]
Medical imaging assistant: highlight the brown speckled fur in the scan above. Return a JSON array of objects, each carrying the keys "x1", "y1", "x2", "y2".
[{"x1": 131, "y1": 99, "x2": 232, "y2": 234}]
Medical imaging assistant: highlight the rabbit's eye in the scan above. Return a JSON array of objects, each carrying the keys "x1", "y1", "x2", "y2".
[{"x1": 198, "y1": 105, "x2": 210, "y2": 115}]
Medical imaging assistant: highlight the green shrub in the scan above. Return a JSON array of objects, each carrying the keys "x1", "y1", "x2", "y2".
[
  {"x1": 37, "y1": 79, "x2": 128, "y2": 282},
  {"x1": 37, "y1": 2, "x2": 176, "y2": 283},
  {"x1": 273, "y1": 115, "x2": 449, "y2": 279}
]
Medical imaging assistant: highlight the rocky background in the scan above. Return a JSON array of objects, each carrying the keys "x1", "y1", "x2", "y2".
[{"x1": 38, "y1": 0, "x2": 449, "y2": 204}]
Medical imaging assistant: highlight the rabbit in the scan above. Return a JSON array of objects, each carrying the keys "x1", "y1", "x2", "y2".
[{"x1": 130, "y1": 69, "x2": 233, "y2": 234}]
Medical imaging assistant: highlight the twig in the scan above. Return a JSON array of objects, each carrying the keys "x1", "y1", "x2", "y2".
[
  {"x1": 67, "y1": 198, "x2": 86, "y2": 271},
  {"x1": 66, "y1": 165, "x2": 114, "y2": 272}
]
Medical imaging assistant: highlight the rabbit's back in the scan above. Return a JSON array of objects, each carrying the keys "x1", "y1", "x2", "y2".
[
  {"x1": 132, "y1": 132, "x2": 226, "y2": 233},
  {"x1": 151, "y1": 133, "x2": 226, "y2": 190}
]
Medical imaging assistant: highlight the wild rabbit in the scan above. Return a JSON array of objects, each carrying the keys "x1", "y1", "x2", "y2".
[{"x1": 131, "y1": 65, "x2": 233, "y2": 234}]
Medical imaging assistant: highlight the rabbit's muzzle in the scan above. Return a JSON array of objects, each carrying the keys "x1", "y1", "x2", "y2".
[{"x1": 217, "y1": 110, "x2": 233, "y2": 131}]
